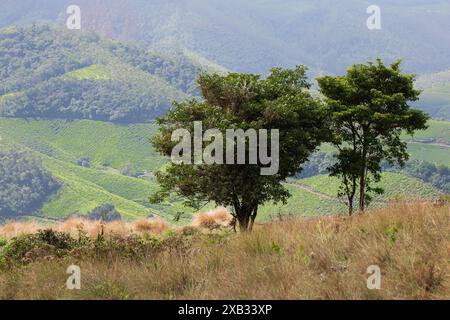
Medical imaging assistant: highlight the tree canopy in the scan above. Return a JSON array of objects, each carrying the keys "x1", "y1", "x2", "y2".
[
  {"x1": 151, "y1": 66, "x2": 329, "y2": 231},
  {"x1": 317, "y1": 59, "x2": 429, "y2": 214},
  {"x1": 0, "y1": 151, "x2": 60, "y2": 219}
]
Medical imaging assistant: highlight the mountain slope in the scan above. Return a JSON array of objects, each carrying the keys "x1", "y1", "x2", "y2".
[
  {"x1": 1, "y1": 0, "x2": 450, "y2": 75},
  {"x1": 416, "y1": 70, "x2": 450, "y2": 120},
  {"x1": 0, "y1": 25, "x2": 225, "y2": 122}
]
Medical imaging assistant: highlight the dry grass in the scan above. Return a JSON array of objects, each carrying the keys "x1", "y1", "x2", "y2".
[
  {"x1": 0, "y1": 201, "x2": 448, "y2": 300},
  {"x1": 191, "y1": 207, "x2": 234, "y2": 228},
  {"x1": 0, "y1": 208, "x2": 233, "y2": 239}
]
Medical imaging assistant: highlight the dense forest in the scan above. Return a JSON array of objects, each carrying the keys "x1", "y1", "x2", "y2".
[
  {"x1": 0, "y1": 151, "x2": 60, "y2": 218},
  {"x1": 0, "y1": 25, "x2": 217, "y2": 122}
]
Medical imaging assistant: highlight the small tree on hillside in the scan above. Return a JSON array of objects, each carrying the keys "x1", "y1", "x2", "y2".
[
  {"x1": 151, "y1": 66, "x2": 329, "y2": 231},
  {"x1": 317, "y1": 59, "x2": 429, "y2": 215}
]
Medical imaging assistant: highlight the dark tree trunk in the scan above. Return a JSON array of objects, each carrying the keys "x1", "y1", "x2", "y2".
[
  {"x1": 359, "y1": 175, "x2": 366, "y2": 212},
  {"x1": 359, "y1": 150, "x2": 367, "y2": 212},
  {"x1": 234, "y1": 202, "x2": 257, "y2": 232},
  {"x1": 237, "y1": 213, "x2": 251, "y2": 232}
]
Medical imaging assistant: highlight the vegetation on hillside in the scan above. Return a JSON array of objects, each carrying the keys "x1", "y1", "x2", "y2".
[
  {"x1": 0, "y1": 151, "x2": 60, "y2": 219},
  {"x1": 0, "y1": 116, "x2": 444, "y2": 221},
  {"x1": 0, "y1": 25, "x2": 222, "y2": 122},
  {"x1": 416, "y1": 70, "x2": 450, "y2": 120}
]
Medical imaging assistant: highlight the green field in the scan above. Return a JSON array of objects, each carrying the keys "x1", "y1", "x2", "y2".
[
  {"x1": 405, "y1": 143, "x2": 450, "y2": 167},
  {"x1": 321, "y1": 119, "x2": 450, "y2": 167},
  {"x1": 403, "y1": 119, "x2": 450, "y2": 142},
  {"x1": 62, "y1": 64, "x2": 111, "y2": 81},
  {"x1": 0, "y1": 118, "x2": 189, "y2": 221},
  {"x1": 0, "y1": 118, "x2": 165, "y2": 173},
  {"x1": 0, "y1": 117, "x2": 446, "y2": 222},
  {"x1": 300, "y1": 172, "x2": 442, "y2": 202}
]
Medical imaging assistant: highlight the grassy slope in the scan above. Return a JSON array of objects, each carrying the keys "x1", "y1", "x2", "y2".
[
  {"x1": 416, "y1": 70, "x2": 450, "y2": 120},
  {"x1": 0, "y1": 118, "x2": 165, "y2": 172},
  {"x1": 301, "y1": 172, "x2": 442, "y2": 202},
  {"x1": 0, "y1": 118, "x2": 191, "y2": 221},
  {"x1": 402, "y1": 119, "x2": 450, "y2": 142},
  {"x1": 0, "y1": 201, "x2": 448, "y2": 299},
  {"x1": 62, "y1": 64, "x2": 111, "y2": 81}
]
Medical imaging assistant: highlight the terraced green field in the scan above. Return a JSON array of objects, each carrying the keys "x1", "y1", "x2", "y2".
[
  {"x1": 321, "y1": 120, "x2": 450, "y2": 167},
  {"x1": 0, "y1": 118, "x2": 189, "y2": 221},
  {"x1": 0, "y1": 118, "x2": 165, "y2": 173},
  {"x1": 407, "y1": 143, "x2": 450, "y2": 167},
  {"x1": 403, "y1": 119, "x2": 450, "y2": 142}
]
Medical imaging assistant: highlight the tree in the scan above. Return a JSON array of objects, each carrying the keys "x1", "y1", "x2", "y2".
[
  {"x1": 317, "y1": 59, "x2": 429, "y2": 215},
  {"x1": 151, "y1": 66, "x2": 329, "y2": 231}
]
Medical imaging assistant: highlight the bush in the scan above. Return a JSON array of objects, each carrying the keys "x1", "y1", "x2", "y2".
[{"x1": 86, "y1": 204, "x2": 122, "y2": 222}]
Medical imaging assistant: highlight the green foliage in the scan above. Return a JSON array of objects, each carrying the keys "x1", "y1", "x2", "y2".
[
  {"x1": 0, "y1": 229, "x2": 76, "y2": 269},
  {"x1": 0, "y1": 150, "x2": 60, "y2": 219},
  {"x1": 85, "y1": 204, "x2": 122, "y2": 222},
  {"x1": 394, "y1": 160, "x2": 450, "y2": 193},
  {"x1": 152, "y1": 66, "x2": 329, "y2": 230},
  {"x1": 318, "y1": 59, "x2": 430, "y2": 214}
]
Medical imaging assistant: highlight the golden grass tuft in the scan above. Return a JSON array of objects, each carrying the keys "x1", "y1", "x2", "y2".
[
  {"x1": 133, "y1": 218, "x2": 169, "y2": 234},
  {"x1": 0, "y1": 221, "x2": 42, "y2": 239},
  {"x1": 191, "y1": 207, "x2": 233, "y2": 229}
]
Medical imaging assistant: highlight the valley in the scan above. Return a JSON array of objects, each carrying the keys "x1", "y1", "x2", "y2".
[{"x1": 0, "y1": 117, "x2": 446, "y2": 222}]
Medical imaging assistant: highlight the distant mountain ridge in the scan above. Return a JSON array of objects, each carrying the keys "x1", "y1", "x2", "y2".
[
  {"x1": 0, "y1": 24, "x2": 225, "y2": 122},
  {"x1": 1, "y1": 0, "x2": 450, "y2": 75}
]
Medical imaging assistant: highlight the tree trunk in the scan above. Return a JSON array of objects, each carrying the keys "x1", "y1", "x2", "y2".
[
  {"x1": 249, "y1": 205, "x2": 258, "y2": 231},
  {"x1": 347, "y1": 175, "x2": 357, "y2": 216},
  {"x1": 359, "y1": 150, "x2": 367, "y2": 212},
  {"x1": 359, "y1": 174, "x2": 365, "y2": 212},
  {"x1": 234, "y1": 203, "x2": 257, "y2": 232},
  {"x1": 237, "y1": 214, "x2": 250, "y2": 232}
]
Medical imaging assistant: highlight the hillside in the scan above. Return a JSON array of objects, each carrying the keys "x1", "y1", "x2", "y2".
[
  {"x1": 0, "y1": 201, "x2": 448, "y2": 299},
  {"x1": 1, "y1": 0, "x2": 450, "y2": 76},
  {"x1": 0, "y1": 118, "x2": 345, "y2": 220},
  {"x1": 416, "y1": 71, "x2": 450, "y2": 120},
  {"x1": 0, "y1": 117, "x2": 445, "y2": 221},
  {"x1": 0, "y1": 25, "x2": 225, "y2": 122}
]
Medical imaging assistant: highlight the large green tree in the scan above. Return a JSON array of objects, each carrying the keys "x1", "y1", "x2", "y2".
[
  {"x1": 317, "y1": 59, "x2": 429, "y2": 215},
  {"x1": 151, "y1": 66, "x2": 329, "y2": 231}
]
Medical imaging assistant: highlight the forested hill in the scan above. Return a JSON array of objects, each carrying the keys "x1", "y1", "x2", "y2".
[{"x1": 0, "y1": 25, "x2": 224, "y2": 123}]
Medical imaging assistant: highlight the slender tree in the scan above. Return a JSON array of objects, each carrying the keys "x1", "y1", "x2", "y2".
[
  {"x1": 317, "y1": 59, "x2": 429, "y2": 215},
  {"x1": 151, "y1": 66, "x2": 329, "y2": 231}
]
